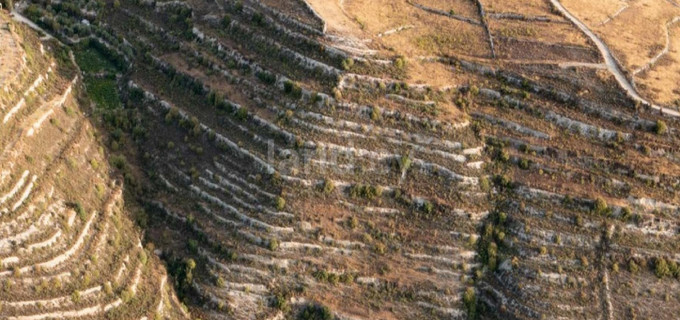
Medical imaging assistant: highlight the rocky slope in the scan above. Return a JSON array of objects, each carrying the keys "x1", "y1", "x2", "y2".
[
  {"x1": 3, "y1": 0, "x2": 680, "y2": 319},
  {"x1": 0, "y1": 11, "x2": 188, "y2": 320}
]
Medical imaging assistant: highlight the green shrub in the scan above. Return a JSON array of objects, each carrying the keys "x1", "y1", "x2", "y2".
[
  {"x1": 139, "y1": 250, "x2": 148, "y2": 265},
  {"x1": 593, "y1": 198, "x2": 609, "y2": 215},
  {"x1": 187, "y1": 239, "x2": 198, "y2": 253},
  {"x1": 104, "y1": 282, "x2": 113, "y2": 295},
  {"x1": 341, "y1": 58, "x2": 354, "y2": 71},
  {"x1": 479, "y1": 176, "x2": 490, "y2": 192},
  {"x1": 252, "y1": 12, "x2": 265, "y2": 26},
  {"x1": 493, "y1": 148, "x2": 510, "y2": 163},
  {"x1": 463, "y1": 287, "x2": 476, "y2": 319},
  {"x1": 71, "y1": 290, "x2": 81, "y2": 303},
  {"x1": 370, "y1": 107, "x2": 380, "y2": 121},
  {"x1": 374, "y1": 242, "x2": 386, "y2": 255},
  {"x1": 313, "y1": 270, "x2": 329, "y2": 282},
  {"x1": 256, "y1": 71, "x2": 276, "y2": 85},
  {"x1": 655, "y1": 258, "x2": 671, "y2": 278},
  {"x1": 574, "y1": 215, "x2": 583, "y2": 227},
  {"x1": 422, "y1": 201, "x2": 434, "y2": 215},
  {"x1": 629, "y1": 260, "x2": 639, "y2": 274},
  {"x1": 349, "y1": 184, "x2": 383, "y2": 200},
  {"x1": 654, "y1": 120, "x2": 667, "y2": 135},
  {"x1": 327, "y1": 273, "x2": 339, "y2": 285},
  {"x1": 347, "y1": 216, "x2": 358, "y2": 229},
  {"x1": 221, "y1": 15, "x2": 232, "y2": 28},
  {"x1": 518, "y1": 158, "x2": 530, "y2": 170},
  {"x1": 271, "y1": 292, "x2": 290, "y2": 312},
  {"x1": 216, "y1": 277, "x2": 225, "y2": 288},
  {"x1": 319, "y1": 179, "x2": 335, "y2": 194},
  {"x1": 339, "y1": 273, "x2": 354, "y2": 284},
  {"x1": 394, "y1": 57, "x2": 406, "y2": 70},
  {"x1": 235, "y1": 107, "x2": 248, "y2": 121},
  {"x1": 397, "y1": 154, "x2": 412, "y2": 172},
  {"x1": 275, "y1": 196, "x2": 286, "y2": 210},
  {"x1": 497, "y1": 211, "x2": 507, "y2": 224},
  {"x1": 268, "y1": 238, "x2": 279, "y2": 251},
  {"x1": 284, "y1": 80, "x2": 303, "y2": 99},
  {"x1": 120, "y1": 288, "x2": 134, "y2": 303},
  {"x1": 621, "y1": 207, "x2": 632, "y2": 221},
  {"x1": 73, "y1": 202, "x2": 86, "y2": 221},
  {"x1": 298, "y1": 303, "x2": 334, "y2": 320},
  {"x1": 84, "y1": 77, "x2": 121, "y2": 110},
  {"x1": 110, "y1": 154, "x2": 127, "y2": 170}
]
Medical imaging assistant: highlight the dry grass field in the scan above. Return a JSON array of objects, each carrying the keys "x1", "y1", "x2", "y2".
[{"x1": 561, "y1": 0, "x2": 680, "y2": 105}]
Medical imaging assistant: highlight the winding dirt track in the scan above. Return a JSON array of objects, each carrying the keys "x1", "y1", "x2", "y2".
[
  {"x1": 633, "y1": 16, "x2": 680, "y2": 75},
  {"x1": 550, "y1": 0, "x2": 680, "y2": 117},
  {"x1": 10, "y1": 12, "x2": 52, "y2": 40}
]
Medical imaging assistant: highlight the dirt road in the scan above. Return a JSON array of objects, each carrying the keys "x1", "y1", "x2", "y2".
[{"x1": 550, "y1": 0, "x2": 680, "y2": 117}]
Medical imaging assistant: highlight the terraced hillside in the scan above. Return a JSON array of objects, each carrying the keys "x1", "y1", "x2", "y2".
[
  {"x1": 0, "y1": 11, "x2": 187, "y2": 320},
  {"x1": 4, "y1": 0, "x2": 680, "y2": 319}
]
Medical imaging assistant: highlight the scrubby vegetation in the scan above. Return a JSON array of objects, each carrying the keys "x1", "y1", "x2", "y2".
[{"x1": 5, "y1": 0, "x2": 680, "y2": 319}]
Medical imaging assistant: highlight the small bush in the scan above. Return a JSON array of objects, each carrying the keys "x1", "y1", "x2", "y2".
[
  {"x1": 275, "y1": 196, "x2": 286, "y2": 210},
  {"x1": 339, "y1": 273, "x2": 354, "y2": 284},
  {"x1": 139, "y1": 250, "x2": 148, "y2": 265},
  {"x1": 120, "y1": 288, "x2": 134, "y2": 303},
  {"x1": 592, "y1": 198, "x2": 609, "y2": 215},
  {"x1": 397, "y1": 154, "x2": 412, "y2": 172},
  {"x1": 71, "y1": 290, "x2": 81, "y2": 303},
  {"x1": 518, "y1": 158, "x2": 530, "y2": 170},
  {"x1": 298, "y1": 303, "x2": 334, "y2": 320},
  {"x1": 654, "y1": 120, "x2": 668, "y2": 135},
  {"x1": 110, "y1": 155, "x2": 127, "y2": 170},
  {"x1": 370, "y1": 107, "x2": 380, "y2": 121},
  {"x1": 621, "y1": 207, "x2": 632, "y2": 221},
  {"x1": 629, "y1": 260, "x2": 639, "y2": 274},
  {"x1": 369, "y1": 237, "x2": 385, "y2": 252},
  {"x1": 216, "y1": 277, "x2": 226, "y2": 288},
  {"x1": 327, "y1": 273, "x2": 339, "y2": 285},
  {"x1": 463, "y1": 287, "x2": 476, "y2": 319},
  {"x1": 341, "y1": 58, "x2": 354, "y2": 71},
  {"x1": 493, "y1": 148, "x2": 510, "y2": 163},
  {"x1": 268, "y1": 238, "x2": 279, "y2": 251},
  {"x1": 73, "y1": 202, "x2": 87, "y2": 221},
  {"x1": 655, "y1": 258, "x2": 671, "y2": 278},
  {"x1": 349, "y1": 184, "x2": 383, "y2": 200},
  {"x1": 187, "y1": 239, "x2": 198, "y2": 253},
  {"x1": 271, "y1": 292, "x2": 290, "y2": 312},
  {"x1": 235, "y1": 107, "x2": 248, "y2": 121},
  {"x1": 252, "y1": 12, "x2": 265, "y2": 26},
  {"x1": 221, "y1": 15, "x2": 232, "y2": 28},
  {"x1": 313, "y1": 270, "x2": 329, "y2": 282},
  {"x1": 479, "y1": 176, "x2": 491, "y2": 192},
  {"x1": 421, "y1": 201, "x2": 434, "y2": 215},
  {"x1": 394, "y1": 57, "x2": 406, "y2": 70},
  {"x1": 319, "y1": 179, "x2": 335, "y2": 194},
  {"x1": 347, "y1": 216, "x2": 358, "y2": 229},
  {"x1": 256, "y1": 71, "x2": 276, "y2": 85},
  {"x1": 284, "y1": 80, "x2": 303, "y2": 99}
]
